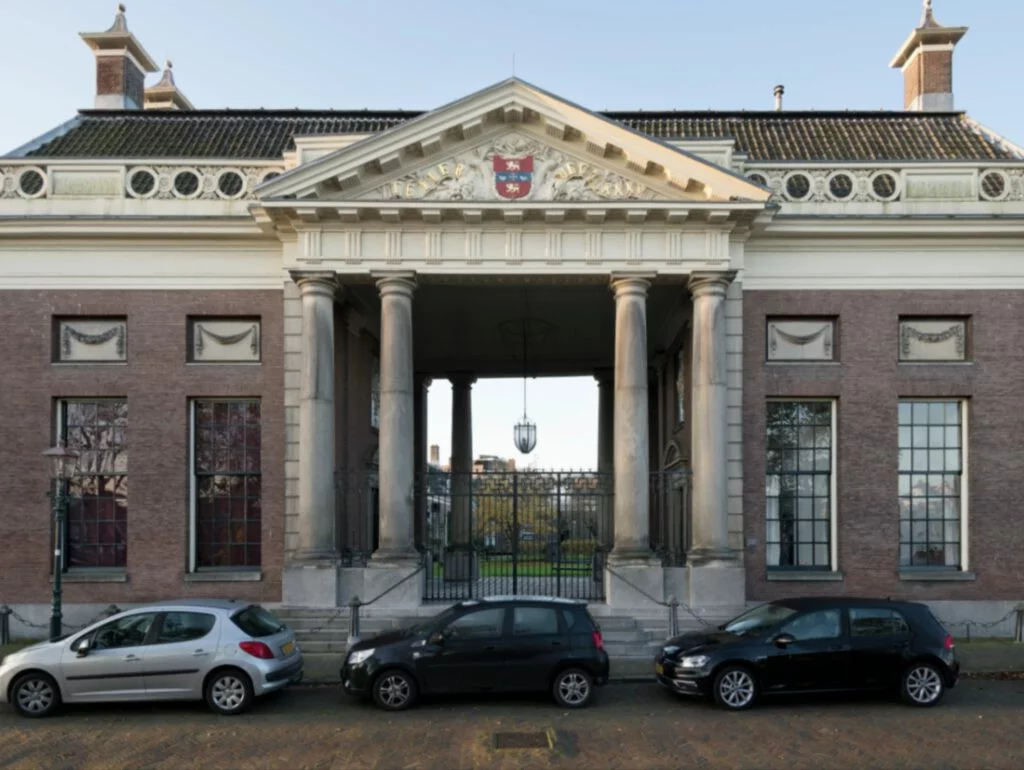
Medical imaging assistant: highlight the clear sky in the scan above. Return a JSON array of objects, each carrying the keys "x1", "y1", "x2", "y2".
[{"x1": 2, "y1": 0, "x2": 1021, "y2": 468}]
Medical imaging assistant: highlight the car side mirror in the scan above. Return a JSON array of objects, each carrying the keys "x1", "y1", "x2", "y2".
[
  {"x1": 428, "y1": 631, "x2": 445, "y2": 646},
  {"x1": 75, "y1": 638, "x2": 92, "y2": 657},
  {"x1": 772, "y1": 633, "x2": 795, "y2": 648}
]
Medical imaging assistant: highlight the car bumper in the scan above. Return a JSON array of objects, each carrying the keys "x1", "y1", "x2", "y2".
[
  {"x1": 654, "y1": 658, "x2": 712, "y2": 697},
  {"x1": 254, "y1": 654, "x2": 304, "y2": 695},
  {"x1": 340, "y1": 661, "x2": 374, "y2": 696}
]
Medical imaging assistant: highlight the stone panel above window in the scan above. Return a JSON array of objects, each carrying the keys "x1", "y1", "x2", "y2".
[
  {"x1": 899, "y1": 318, "x2": 967, "y2": 362},
  {"x1": 766, "y1": 318, "x2": 835, "y2": 362},
  {"x1": 55, "y1": 318, "x2": 127, "y2": 363},
  {"x1": 189, "y1": 318, "x2": 261, "y2": 363}
]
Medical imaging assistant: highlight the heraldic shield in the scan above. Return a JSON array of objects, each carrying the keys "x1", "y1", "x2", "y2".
[{"x1": 493, "y1": 155, "x2": 533, "y2": 199}]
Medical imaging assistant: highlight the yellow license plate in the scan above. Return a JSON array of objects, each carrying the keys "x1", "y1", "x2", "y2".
[
  {"x1": 282, "y1": 641, "x2": 294, "y2": 656},
  {"x1": 655, "y1": 662, "x2": 664, "y2": 675}
]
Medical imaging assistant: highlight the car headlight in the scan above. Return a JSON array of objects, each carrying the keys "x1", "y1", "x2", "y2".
[
  {"x1": 348, "y1": 648, "x2": 375, "y2": 666},
  {"x1": 680, "y1": 655, "x2": 710, "y2": 669}
]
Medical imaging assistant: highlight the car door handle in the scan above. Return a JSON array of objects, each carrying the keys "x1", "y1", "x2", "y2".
[
  {"x1": 123, "y1": 654, "x2": 141, "y2": 662},
  {"x1": 192, "y1": 650, "x2": 209, "y2": 657}
]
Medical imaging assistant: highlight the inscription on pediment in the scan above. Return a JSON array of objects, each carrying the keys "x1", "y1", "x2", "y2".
[{"x1": 362, "y1": 134, "x2": 666, "y2": 202}]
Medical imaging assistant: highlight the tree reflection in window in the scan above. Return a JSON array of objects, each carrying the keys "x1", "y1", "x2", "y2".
[
  {"x1": 765, "y1": 401, "x2": 832, "y2": 569},
  {"x1": 194, "y1": 400, "x2": 262, "y2": 568}
]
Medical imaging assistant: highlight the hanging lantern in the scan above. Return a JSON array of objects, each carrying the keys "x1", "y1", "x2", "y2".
[{"x1": 514, "y1": 416, "x2": 537, "y2": 454}]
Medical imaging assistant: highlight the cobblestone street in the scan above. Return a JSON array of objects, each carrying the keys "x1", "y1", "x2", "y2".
[{"x1": 2, "y1": 680, "x2": 1023, "y2": 770}]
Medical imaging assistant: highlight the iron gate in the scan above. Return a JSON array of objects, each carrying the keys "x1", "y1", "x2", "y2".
[{"x1": 421, "y1": 471, "x2": 613, "y2": 602}]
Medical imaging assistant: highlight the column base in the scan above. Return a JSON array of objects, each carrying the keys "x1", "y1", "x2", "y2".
[
  {"x1": 687, "y1": 563, "x2": 746, "y2": 623},
  {"x1": 361, "y1": 561, "x2": 424, "y2": 610},
  {"x1": 443, "y1": 548, "x2": 479, "y2": 582},
  {"x1": 282, "y1": 563, "x2": 341, "y2": 607},
  {"x1": 686, "y1": 547, "x2": 739, "y2": 568},
  {"x1": 369, "y1": 548, "x2": 421, "y2": 569},
  {"x1": 605, "y1": 562, "x2": 665, "y2": 610},
  {"x1": 607, "y1": 547, "x2": 660, "y2": 569}
]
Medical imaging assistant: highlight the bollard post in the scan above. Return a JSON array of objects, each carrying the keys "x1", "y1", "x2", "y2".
[
  {"x1": 347, "y1": 596, "x2": 362, "y2": 648},
  {"x1": 1015, "y1": 604, "x2": 1024, "y2": 644},
  {"x1": 667, "y1": 596, "x2": 679, "y2": 639},
  {"x1": 0, "y1": 605, "x2": 11, "y2": 645}
]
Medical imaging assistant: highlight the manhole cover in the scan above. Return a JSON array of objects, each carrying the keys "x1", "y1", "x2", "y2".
[{"x1": 493, "y1": 731, "x2": 552, "y2": 750}]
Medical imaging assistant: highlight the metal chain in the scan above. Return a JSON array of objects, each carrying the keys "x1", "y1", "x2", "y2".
[{"x1": 4, "y1": 605, "x2": 120, "y2": 635}]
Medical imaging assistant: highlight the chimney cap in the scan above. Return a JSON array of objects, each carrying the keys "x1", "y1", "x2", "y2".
[
  {"x1": 145, "y1": 60, "x2": 196, "y2": 111},
  {"x1": 80, "y1": 4, "x2": 159, "y2": 73},
  {"x1": 890, "y1": 0, "x2": 967, "y2": 69}
]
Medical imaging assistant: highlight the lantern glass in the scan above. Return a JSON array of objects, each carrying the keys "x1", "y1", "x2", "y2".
[
  {"x1": 42, "y1": 442, "x2": 79, "y2": 481},
  {"x1": 513, "y1": 419, "x2": 537, "y2": 454}
]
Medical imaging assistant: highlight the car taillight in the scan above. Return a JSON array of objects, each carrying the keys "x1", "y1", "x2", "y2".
[
  {"x1": 239, "y1": 641, "x2": 274, "y2": 659},
  {"x1": 944, "y1": 633, "x2": 955, "y2": 651},
  {"x1": 592, "y1": 631, "x2": 604, "y2": 652}
]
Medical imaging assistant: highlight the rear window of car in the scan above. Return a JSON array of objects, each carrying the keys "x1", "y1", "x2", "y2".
[
  {"x1": 231, "y1": 605, "x2": 284, "y2": 637},
  {"x1": 850, "y1": 608, "x2": 911, "y2": 637},
  {"x1": 562, "y1": 607, "x2": 595, "y2": 632}
]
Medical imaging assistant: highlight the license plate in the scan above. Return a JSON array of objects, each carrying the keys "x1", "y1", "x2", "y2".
[
  {"x1": 281, "y1": 641, "x2": 294, "y2": 656},
  {"x1": 655, "y1": 662, "x2": 664, "y2": 676}
]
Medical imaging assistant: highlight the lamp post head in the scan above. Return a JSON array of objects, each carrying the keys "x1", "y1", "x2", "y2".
[
  {"x1": 513, "y1": 418, "x2": 537, "y2": 455},
  {"x1": 42, "y1": 441, "x2": 79, "y2": 481}
]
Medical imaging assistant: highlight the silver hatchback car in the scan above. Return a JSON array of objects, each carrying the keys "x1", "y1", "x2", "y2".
[{"x1": 0, "y1": 599, "x2": 303, "y2": 717}]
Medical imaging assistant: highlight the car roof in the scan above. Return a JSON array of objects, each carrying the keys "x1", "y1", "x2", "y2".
[
  {"x1": 453, "y1": 596, "x2": 585, "y2": 608},
  {"x1": 772, "y1": 597, "x2": 926, "y2": 611},
  {"x1": 137, "y1": 598, "x2": 252, "y2": 612}
]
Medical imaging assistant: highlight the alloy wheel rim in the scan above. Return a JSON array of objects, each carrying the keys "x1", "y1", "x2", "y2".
[
  {"x1": 212, "y1": 676, "x2": 246, "y2": 710},
  {"x1": 719, "y1": 670, "x2": 754, "y2": 708},
  {"x1": 906, "y1": 666, "x2": 942, "y2": 704},
  {"x1": 379, "y1": 675, "x2": 411, "y2": 707},
  {"x1": 17, "y1": 679, "x2": 54, "y2": 713},
  {"x1": 558, "y1": 673, "x2": 590, "y2": 705}
]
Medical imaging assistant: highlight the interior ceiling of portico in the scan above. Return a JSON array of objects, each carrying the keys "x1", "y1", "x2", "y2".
[
  {"x1": 255, "y1": 78, "x2": 770, "y2": 216},
  {"x1": 345, "y1": 279, "x2": 688, "y2": 377}
]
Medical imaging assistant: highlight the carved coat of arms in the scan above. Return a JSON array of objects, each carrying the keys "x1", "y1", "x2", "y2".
[{"x1": 493, "y1": 155, "x2": 533, "y2": 199}]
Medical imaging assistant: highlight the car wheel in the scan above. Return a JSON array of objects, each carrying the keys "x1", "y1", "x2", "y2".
[
  {"x1": 204, "y1": 669, "x2": 254, "y2": 715},
  {"x1": 712, "y1": 665, "x2": 758, "y2": 711},
  {"x1": 372, "y1": 670, "x2": 418, "y2": 711},
  {"x1": 901, "y1": 662, "x2": 945, "y2": 707},
  {"x1": 552, "y1": 668, "x2": 594, "y2": 708},
  {"x1": 11, "y1": 672, "x2": 61, "y2": 718}
]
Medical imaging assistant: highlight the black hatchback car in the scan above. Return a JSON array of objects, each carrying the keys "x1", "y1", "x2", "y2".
[
  {"x1": 655, "y1": 597, "x2": 959, "y2": 711},
  {"x1": 341, "y1": 597, "x2": 610, "y2": 711}
]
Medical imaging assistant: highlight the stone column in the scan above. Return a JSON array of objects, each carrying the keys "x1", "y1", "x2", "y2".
[
  {"x1": 609, "y1": 275, "x2": 654, "y2": 564},
  {"x1": 413, "y1": 374, "x2": 431, "y2": 553},
  {"x1": 595, "y1": 369, "x2": 614, "y2": 544},
  {"x1": 687, "y1": 271, "x2": 736, "y2": 564},
  {"x1": 295, "y1": 272, "x2": 339, "y2": 560},
  {"x1": 446, "y1": 373, "x2": 477, "y2": 579},
  {"x1": 372, "y1": 273, "x2": 419, "y2": 565}
]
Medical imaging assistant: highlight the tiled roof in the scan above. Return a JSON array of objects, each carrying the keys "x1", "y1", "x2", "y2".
[{"x1": 10, "y1": 109, "x2": 1023, "y2": 163}]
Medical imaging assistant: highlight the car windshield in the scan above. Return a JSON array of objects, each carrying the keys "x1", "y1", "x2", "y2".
[
  {"x1": 231, "y1": 605, "x2": 285, "y2": 637},
  {"x1": 407, "y1": 606, "x2": 461, "y2": 636},
  {"x1": 721, "y1": 603, "x2": 798, "y2": 636}
]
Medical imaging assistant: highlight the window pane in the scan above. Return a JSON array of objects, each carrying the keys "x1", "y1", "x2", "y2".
[
  {"x1": 781, "y1": 609, "x2": 841, "y2": 641},
  {"x1": 766, "y1": 401, "x2": 833, "y2": 569},
  {"x1": 898, "y1": 401, "x2": 962, "y2": 569},
  {"x1": 157, "y1": 612, "x2": 216, "y2": 644},
  {"x1": 512, "y1": 607, "x2": 559, "y2": 636},
  {"x1": 445, "y1": 608, "x2": 505, "y2": 639},
  {"x1": 61, "y1": 399, "x2": 128, "y2": 569},
  {"x1": 194, "y1": 399, "x2": 262, "y2": 568}
]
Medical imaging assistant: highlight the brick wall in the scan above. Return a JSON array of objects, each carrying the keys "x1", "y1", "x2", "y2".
[
  {"x1": 743, "y1": 290, "x2": 1023, "y2": 601},
  {"x1": 0, "y1": 289, "x2": 284, "y2": 604}
]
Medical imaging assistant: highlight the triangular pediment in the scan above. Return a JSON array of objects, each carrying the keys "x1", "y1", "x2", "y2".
[{"x1": 256, "y1": 79, "x2": 770, "y2": 206}]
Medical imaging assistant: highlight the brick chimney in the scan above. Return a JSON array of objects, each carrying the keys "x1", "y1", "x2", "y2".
[
  {"x1": 80, "y1": 4, "x2": 159, "y2": 109},
  {"x1": 890, "y1": 0, "x2": 967, "y2": 112},
  {"x1": 145, "y1": 60, "x2": 195, "y2": 111}
]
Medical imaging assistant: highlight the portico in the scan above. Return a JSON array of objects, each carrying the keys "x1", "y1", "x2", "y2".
[{"x1": 256, "y1": 79, "x2": 770, "y2": 616}]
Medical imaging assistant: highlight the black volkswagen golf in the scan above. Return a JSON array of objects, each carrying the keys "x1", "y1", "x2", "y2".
[
  {"x1": 341, "y1": 597, "x2": 610, "y2": 711},
  {"x1": 655, "y1": 597, "x2": 959, "y2": 711}
]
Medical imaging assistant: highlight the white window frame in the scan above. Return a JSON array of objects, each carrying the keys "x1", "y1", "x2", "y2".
[
  {"x1": 765, "y1": 398, "x2": 839, "y2": 572},
  {"x1": 897, "y1": 398, "x2": 969, "y2": 571}
]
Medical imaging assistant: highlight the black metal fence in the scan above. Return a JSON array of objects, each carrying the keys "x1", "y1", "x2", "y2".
[{"x1": 333, "y1": 467, "x2": 692, "y2": 602}]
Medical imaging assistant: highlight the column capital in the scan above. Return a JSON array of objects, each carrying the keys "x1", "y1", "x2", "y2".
[
  {"x1": 447, "y1": 372, "x2": 477, "y2": 388},
  {"x1": 610, "y1": 272, "x2": 655, "y2": 298},
  {"x1": 291, "y1": 270, "x2": 338, "y2": 297},
  {"x1": 373, "y1": 271, "x2": 417, "y2": 299},
  {"x1": 687, "y1": 270, "x2": 736, "y2": 299},
  {"x1": 414, "y1": 374, "x2": 433, "y2": 389}
]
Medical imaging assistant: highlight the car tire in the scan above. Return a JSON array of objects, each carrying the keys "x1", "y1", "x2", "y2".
[
  {"x1": 204, "y1": 668, "x2": 254, "y2": 716},
  {"x1": 372, "y1": 669, "x2": 418, "y2": 711},
  {"x1": 712, "y1": 665, "x2": 758, "y2": 711},
  {"x1": 552, "y1": 668, "x2": 594, "y2": 709},
  {"x1": 901, "y1": 662, "x2": 945, "y2": 707},
  {"x1": 10, "y1": 672, "x2": 61, "y2": 718}
]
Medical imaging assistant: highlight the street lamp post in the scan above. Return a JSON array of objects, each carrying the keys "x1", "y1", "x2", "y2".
[{"x1": 42, "y1": 441, "x2": 79, "y2": 641}]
